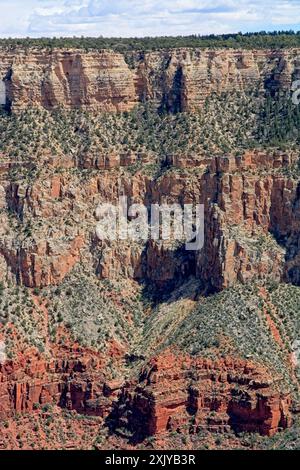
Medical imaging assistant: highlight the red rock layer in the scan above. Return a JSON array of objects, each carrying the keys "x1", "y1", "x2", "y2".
[
  {"x1": 111, "y1": 350, "x2": 292, "y2": 440},
  {"x1": 0, "y1": 343, "x2": 112, "y2": 419}
]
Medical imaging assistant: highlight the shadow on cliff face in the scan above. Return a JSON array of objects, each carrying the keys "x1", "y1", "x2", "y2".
[
  {"x1": 264, "y1": 56, "x2": 288, "y2": 97},
  {"x1": 0, "y1": 69, "x2": 12, "y2": 113},
  {"x1": 269, "y1": 180, "x2": 300, "y2": 286},
  {"x1": 138, "y1": 241, "x2": 199, "y2": 307},
  {"x1": 286, "y1": 242, "x2": 300, "y2": 285},
  {"x1": 91, "y1": 231, "x2": 202, "y2": 307},
  {"x1": 105, "y1": 386, "x2": 154, "y2": 444},
  {"x1": 159, "y1": 66, "x2": 184, "y2": 115},
  {"x1": 285, "y1": 182, "x2": 300, "y2": 286}
]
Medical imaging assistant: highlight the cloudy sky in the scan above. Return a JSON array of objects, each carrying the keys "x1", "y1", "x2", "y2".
[{"x1": 0, "y1": 0, "x2": 299, "y2": 38}]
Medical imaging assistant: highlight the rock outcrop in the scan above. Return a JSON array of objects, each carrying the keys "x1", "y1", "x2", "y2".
[
  {"x1": 0, "y1": 341, "x2": 110, "y2": 419},
  {"x1": 0, "y1": 342, "x2": 292, "y2": 440},
  {"x1": 0, "y1": 48, "x2": 299, "y2": 112},
  {"x1": 108, "y1": 350, "x2": 292, "y2": 440}
]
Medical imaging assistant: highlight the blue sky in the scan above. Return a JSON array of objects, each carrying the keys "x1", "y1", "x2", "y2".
[{"x1": 0, "y1": 0, "x2": 299, "y2": 37}]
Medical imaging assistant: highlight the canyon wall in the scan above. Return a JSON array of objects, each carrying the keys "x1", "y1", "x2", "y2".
[
  {"x1": 1, "y1": 147, "x2": 299, "y2": 446},
  {"x1": 0, "y1": 343, "x2": 292, "y2": 440},
  {"x1": 0, "y1": 47, "x2": 300, "y2": 448},
  {"x1": 0, "y1": 48, "x2": 299, "y2": 111},
  {"x1": 1, "y1": 149, "x2": 299, "y2": 292},
  {"x1": 0, "y1": 344, "x2": 108, "y2": 419}
]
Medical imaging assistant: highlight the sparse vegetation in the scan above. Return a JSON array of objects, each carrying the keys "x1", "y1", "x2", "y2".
[
  {"x1": 142, "y1": 280, "x2": 300, "y2": 391},
  {"x1": 1, "y1": 89, "x2": 299, "y2": 167}
]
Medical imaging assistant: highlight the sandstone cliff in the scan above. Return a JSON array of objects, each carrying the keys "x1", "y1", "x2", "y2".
[
  {"x1": 108, "y1": 350, "x2": 291, "y2": 442},
  {"x1": 0, "y1": 147, "x2": 299, "y2": 448},
  {"x1": 0, "y1": 48, "x2": 299, "y2": 112}
]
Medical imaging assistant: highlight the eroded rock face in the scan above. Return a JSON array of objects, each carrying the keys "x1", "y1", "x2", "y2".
[
  {"x1": 0, "y1": 146, "x2": 299, "y2": 446},
  {"x1": 0, "y1": 149, "x2": 298, "y2": 291},
  {"x1": 0, "y1": 48, "x2": 299, "y2": 112},
  {"x1": 0, "y1": 50, "x2": 137, "y2": 112},
  {"x1": 108, "y1": 350, "x2": 292, "y2": 440},
  {"x1": 0, "y1": 341, "x2": 113, "y2": 419},
  {"x1": 0, "y1": 343, "x2": 291, "y2": 440}
]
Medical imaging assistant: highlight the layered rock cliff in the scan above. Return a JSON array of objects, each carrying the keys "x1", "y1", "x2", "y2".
[
  {"x1": 0, "y1": 146, "x2": 299, "y2": 448},
  {"x1": 0, "y1": 149, "x2": 298, "y2": 292},
  {"x1": 0, "y1": 47, "x2": 299, "y2": 112},
  {"x1": 108, "y1": 350, "x2": 291, "y2": 442}
]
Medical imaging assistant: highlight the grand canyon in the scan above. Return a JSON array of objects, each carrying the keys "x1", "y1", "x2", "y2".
[{"x1": 0, "y1": 39, "x2": 300, "y2": 450}]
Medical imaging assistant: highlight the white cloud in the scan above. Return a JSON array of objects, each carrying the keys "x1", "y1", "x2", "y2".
[{"x1": 0, "y1": 0, "x2": 299, "y2": 37}]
